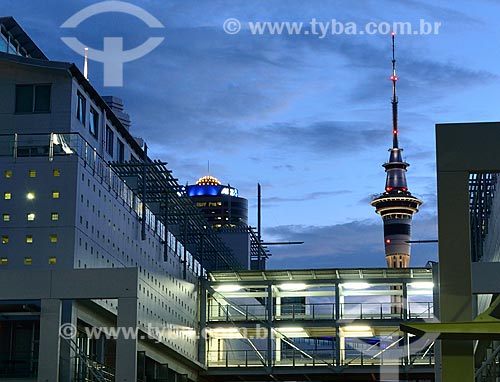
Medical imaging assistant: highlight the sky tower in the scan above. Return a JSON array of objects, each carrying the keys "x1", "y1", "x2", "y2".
[{"x1": 371, "y1": 33, "x2": 423, "y2": 269}]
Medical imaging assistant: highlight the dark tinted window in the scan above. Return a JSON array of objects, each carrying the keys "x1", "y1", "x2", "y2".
[{"x1": 15, "y1": 84, "x2": 50, "y2": 113}]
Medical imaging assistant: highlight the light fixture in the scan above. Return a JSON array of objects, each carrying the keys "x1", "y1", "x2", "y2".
[
  {"x1": 214, "y1": 284, "x2": 242, "y2": 292},
  {"x1": 341, "y1": 325, "x2": 373, "y2": 337},
  {"x1": 341, "y1": 282, "x2": 371, "y2": 290},
  {"x1": 275, "y1": 327, "x2": 308, "y2": 337},
  {"x1": 26, "y1": 192, "x2": 35, "y2": 200},
  {"x1": 207, "y1": 327, "x2": 243, "y2": 338},
  {"x1": 279, "y1": 283, "x2": 307, "y2": 291},
  {"x1": 409, "y1": 282, "x2": 434, "y2": 289}
]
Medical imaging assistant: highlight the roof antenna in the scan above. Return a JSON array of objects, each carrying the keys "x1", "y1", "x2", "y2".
[
  {"x1": 83, "y1": 47, "x2": 89, "y2": 80},
  {"x1": 207, "y1": 160, "x2": 210, "y2": 176},
  {"x1": 390, "y1": 32, "x2": 399, "y2": 149}
]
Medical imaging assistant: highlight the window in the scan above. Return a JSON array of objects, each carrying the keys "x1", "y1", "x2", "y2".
[
  {"x1": 26, "y1": 235, "x2": 33, "y2": 244},
  {"x1": 27, "y1": 213, "x2": 35, "y2": 221},
  {"x1": 15, "y1": 84, "x2": 51, "y2": 113},
  {"x1": 24, "y1": 257, "x2": 32, "y2": 265},
  {"x1": 48, "y1": 257, "x2": 57, "y2": 265},
  {"x1": 52, "y1": 191, "x2": 60, "y2": 199},
  {"x1": 2, "y1": 214, "x2": 10, "y2": 222},
  {"x1": 49, "y1": 234, "x2": 58, "y2": 243},
  {"x1": 26, "y1": 192, "x2": 35, "y2": 200},
  {"x1": 1, "y1": 236, "x2": 8, "y2": 244},
  {"x1": 3, "y1": 192, "x2": 11, "y2": 200},
  {"x1": 76, "y1": 92, "x2": 86, "y2": 124},
  {"x1": 29, "y1": 169, "x2": 36, "y2": 177},
  {"x1": 0, "y1": 258, "x2": 7, "y2": 265},
  {"x1": 53, "y1": 169, "x2": 60, "y2": 177},
  {"x1": 89, "y1": 108, "x2": 99, "y2": 138},
  {"x1": 105, "y1": 126, "x2": 114, "y2": 156},
  {"x1": 4, "y1": 170, "x2": 12, "y2": 178},
  {"x1": 51, "y1": 212, "x2": 59, "y2": 221},
  {"x1": 117, "y1": 139, "x2": 125, "y2": 162}
]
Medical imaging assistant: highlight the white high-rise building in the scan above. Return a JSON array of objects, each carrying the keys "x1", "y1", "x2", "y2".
[{"x1": 0, "y1": 16, "x2": 241, "y2": 382}]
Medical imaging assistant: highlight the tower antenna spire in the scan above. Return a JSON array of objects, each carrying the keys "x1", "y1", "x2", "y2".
[{"x1": 390, "y1": 32, "x2": 399, "y2": 149}]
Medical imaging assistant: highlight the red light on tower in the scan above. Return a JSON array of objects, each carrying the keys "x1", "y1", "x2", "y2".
[
  {"x1": 385, "y1": 238, "x2": 391, "y2": 244},
  {"x1": 393, "y1": 130, "x2": 397, "y2": 134}
]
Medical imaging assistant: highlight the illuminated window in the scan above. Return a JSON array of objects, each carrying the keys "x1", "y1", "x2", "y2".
[
  {"x1": 24, "y1": 257, "x2": 32, "y2": 265},
  {"x1": 52, "y1": 191, "x2": 60, "y2": 199},
  {"x1": 0, "y1": 258, "x2": 7, "y2": 265},
  {"x1": 27, "y1": 213, "x2": 36, "y2": 221},
  {"x1": 1, "y1": 236, "x2": 8, "y2": 244},
  {"x1": 29, "y1": 170, "x2": 36, "y2": 178},
  {"x1": 48, "y1": 257, "x2": 57, "y2": 265},
  {"x1": 26, "y1": 235, "x2": 33, "y2": 244},
  {"x1": 51, "y1": 212, "x2": 59, "y2": 221},
  {"x1": 2, "y1": 214, "x2": 10, "y2": 222},
  {"x1": 53, "y1": 169, "x2": 61, "y2": 177},
  {"x1": 3, "y1": 192, "x2": 11, "y2": 200},
  {"x1": 26, "y1": 192, "x2": 35, "y2": 200},
  {"x1": 50, "y1": 234, "x2": 58, "y2": 243},
  {"x1": 4, "y1": 170, "x2": 12, "y2": 178}
]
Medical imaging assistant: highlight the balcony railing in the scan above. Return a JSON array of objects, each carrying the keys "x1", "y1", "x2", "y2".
[
  {"x1": 208, "y1": 302, "x2": 433, "y2": 321},
  {"x1": 206, "y1": 348, "x2": 434, "y2": 368}
]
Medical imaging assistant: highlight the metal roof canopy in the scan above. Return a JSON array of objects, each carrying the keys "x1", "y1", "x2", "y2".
[
  {"x1": 110, "y1": 156, "x2": 243, "y2": 272},
  {"x1": 208, "y1": 267, "x2": 433, "y2": 284}
]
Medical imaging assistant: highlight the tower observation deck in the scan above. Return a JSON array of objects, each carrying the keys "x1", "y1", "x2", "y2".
[{"x1": 371, "y1": 33, "x2": 423, "y2": 269}]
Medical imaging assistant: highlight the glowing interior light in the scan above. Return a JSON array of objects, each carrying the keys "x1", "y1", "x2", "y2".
[
  {"x1": 214, "y1": 284, "x2": 242, "y2": 292},
  {"x1": 279, "y1": 283, "x2": 307, "y2": 291},
  {"x1": 341, "y1": 282, "x2": 371, "y2": 290},
  {"x1": 26, "y1": 192, "x2": 35, "y2": 200}
]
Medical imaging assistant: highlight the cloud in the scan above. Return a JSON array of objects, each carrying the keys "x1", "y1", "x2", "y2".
[
  {"x1": 262, "y1": 190, "x2": 352, "y2": 205},
  {"x1": 265, "y1": 215, "x2": 438, "y2": 269}
]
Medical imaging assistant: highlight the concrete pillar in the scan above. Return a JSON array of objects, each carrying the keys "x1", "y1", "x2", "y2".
[
  {"x1": 60, "y1": 301, "x2": 77, "y2": 382},
  {"x1": 115, "y1": 297, "x2": 138, "y2": 382},
  {"x1": 275, "y1": 296, "x2": 281, "y2": 363},
  {"x1": 437, "y1": 170, "x2": 474, "y2": 381},
  {"x1": 335, "y1": 283, "x2": 341, "y2": 366},
  {"x1": 198, "y1": 279, "x2": 207, "y2": 365},
  {"x1": 38, "y1": 299, "x2": 62, "y2": 382},
  {"x1": 266, "y1": 284, "x2": 273, "y2": 370}
]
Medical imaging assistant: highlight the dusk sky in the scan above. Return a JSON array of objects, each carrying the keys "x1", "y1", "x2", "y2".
[{"x1": 5, "y1": 0, "x2": 498, "y2": 269}]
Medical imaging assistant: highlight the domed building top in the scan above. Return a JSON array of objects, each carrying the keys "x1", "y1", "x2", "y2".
[{"x1": 196, "y1": 175, "x2": 221, "y2": 186}]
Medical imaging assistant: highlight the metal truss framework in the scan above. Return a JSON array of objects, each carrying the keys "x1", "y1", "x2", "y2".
[
  {"x1": 217, "y1": 225, "x2": 271, "y2": 267},
  {"x1": 109, "y1": 146, "x2": 244, "y2": 272},
  {"x1": 469, "y1": 172, "x2": 498, "y2": 262}
]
